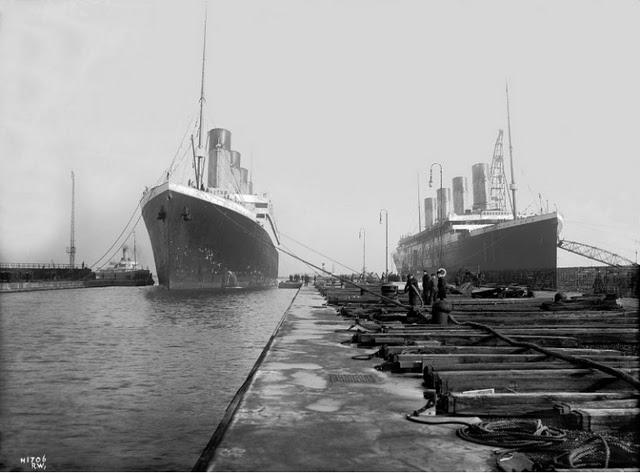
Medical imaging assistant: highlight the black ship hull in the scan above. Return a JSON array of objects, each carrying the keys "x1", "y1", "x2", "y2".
[
  {"x1": 141, "y1": 184, "x2": 278, "y2": 290},
  {"x1": 394, "y1": 213, "x2": 559, "y2": 277}
]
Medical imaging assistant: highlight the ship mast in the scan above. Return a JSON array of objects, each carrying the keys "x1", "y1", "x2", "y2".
[
  {"x1": 67, "y1": 171, "x2": 76, "y2": 268},
  {"x1": 194, "y1": 5, "x2": 208, "y2": 189},
  {"x1": 506, "y1": 83, "x2": 517, "y2": 219},
  {"x1": 416, "y1": 172, "x2": 422, "y2": 232},
  {"x1": 133, "y1": 230, "x2": 137, "y2": 269}
]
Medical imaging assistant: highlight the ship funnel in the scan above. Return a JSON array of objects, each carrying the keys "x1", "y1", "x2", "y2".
[
  {"x1": 436, "y1": 188, "x2": 452, "y2": 222},
  {"x1": 230, "y1": 150, "x2": 241, "y2": 168},
  {"x1": 452, "y1": 176, "x2": 468, "y2": 215},
  {"x1": 227, "y1": 150, "x2": 241, "y2": 191},
  {"x1": 424, "y1": 198, "x2": 435, "y2": 229},
  {"x1": 210, "y1": 128, "x2": 232, "y2": 151},
  {"x1": 472, "y1": 163, "x2": 490, "y2": 212},
  {"x1": 207, "y1": 128, "x2": 232, "y2": 188},
  {"x1": 240, "y1": 167, "x2": 249, "y2": 194}
]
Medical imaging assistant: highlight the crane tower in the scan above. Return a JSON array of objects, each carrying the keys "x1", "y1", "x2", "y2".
[{"x1": 488, "y1": 129, "x2": 509, "y2": 212}]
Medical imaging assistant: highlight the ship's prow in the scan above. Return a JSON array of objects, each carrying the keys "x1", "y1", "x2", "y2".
[
  {"x1": 140, "y1": 12, "x2": 279, "y2": 290},
  {"x1": 141, "y1": 178, "x2": 279, "y2": 290}
]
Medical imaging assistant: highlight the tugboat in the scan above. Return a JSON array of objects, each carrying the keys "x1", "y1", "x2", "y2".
[{"x1": 94, "y1": 246, "x2": 154, "y2": 286}]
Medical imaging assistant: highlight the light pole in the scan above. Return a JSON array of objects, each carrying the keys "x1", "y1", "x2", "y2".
[
  {"x1": 359, "y1": 228, "x2": 366, "y2": 280},
  {"x1": 379, "y1": 209, "x2": 388, "y2": 282}
]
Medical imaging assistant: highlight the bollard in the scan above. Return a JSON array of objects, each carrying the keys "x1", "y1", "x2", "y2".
[
  {"x1": 380, "y1": 283, "x2": 398, "y2": 304},
  {"x1": 431, "y1": 300, "x2": 451, "y2": 325}
]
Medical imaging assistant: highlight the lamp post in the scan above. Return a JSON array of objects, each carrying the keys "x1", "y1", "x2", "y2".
[
  {"x1": 359, "y1": 228, "x2": 366, "y2": 280},
  {"x1": 379, "y1": 209, "x2": 388, "y2": 282}
]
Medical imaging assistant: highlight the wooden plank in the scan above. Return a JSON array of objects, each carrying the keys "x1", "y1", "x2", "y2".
[
  {"x1": 358, "y1": 333, "x2": 580, "y2": 347},
  {"x1": 375, "y1": 327, "x2": 639, "y2": 344},
  {"x1": 424, "y1": 368, "x2": 640, "y2": 394},
  {"x1": 442, "y1": 391, "x2": 639, "y2": 416},
  {"x1": 451, "y1": 303, "x2": 634, "y2": 313},
  {"x1": 560, "y1": 399, "x2": 640, "y2": 410},
  {"x1": 450, "y1": 315, "x2": 639, "y2": 326},
  {"x1": 399, "y1": 353, "x2": 636, "y2": 364},
  {"x1": 384, "y1": 345, "x2": 623, "y2": 356},
  {"x1": 451, "y1": 309, "x2": 638, "y2": 316},
  {"x1": 567, "y1": 408, "x2": 640, "y2": 432},
  {"x1": 419, "y1": 360, "x2": 639, "y2": 372},
  {"x1": 378, "y1": 326, "x2": 637, "y2": 337},
  {"x1": 396, "y1": 354, "x2": 639, "y2": 371}
]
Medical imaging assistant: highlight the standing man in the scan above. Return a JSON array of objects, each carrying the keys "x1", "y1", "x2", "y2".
[
  {"x1": 422, "y1": 269, "x2": 433, "y2": 305},
  {"x1": 437, "y1": 268, "x2": 448, "y2": 300},
  {"x1": 404, "y1": 274, "x2": 422, "y2": 308},
  {"x1": 593, "y1": 269, "x2": 604, "y2": 294}
]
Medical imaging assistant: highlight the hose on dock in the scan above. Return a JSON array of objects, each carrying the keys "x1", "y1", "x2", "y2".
[
  {"x1": 447, "y1": 313, "x2": 640, "y2": 390},
  {"x1": 456, "y1": 419, "x2": 566, "y2": 449},
  {"x1": 351, "y1": 348, "x2": 383, "y2": 360},
  {"x1": 456, "y1": 420, "x2": 638, "y2": 471}
]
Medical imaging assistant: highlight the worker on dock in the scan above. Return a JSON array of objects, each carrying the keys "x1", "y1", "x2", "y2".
[
  {"x1": 404, "y1": 274, "x2": 422, "y2": 308},
  {"x1": 422, "y1": 269, "x2": 434, "y2": 305},
  {"x1": 437, "y1": 268, "x2": 447, "y2": 300},
  {"x1": 593, "y1": 269, "x2": 604, "y2": 294}
]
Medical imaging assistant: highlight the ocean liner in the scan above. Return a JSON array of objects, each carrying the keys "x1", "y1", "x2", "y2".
[
  {"x1": 140, "y1": 16, "x2": 279, "y2": 290},
  {"x1": 393, "y1": 117, "x2": 561, "y2": 284}
]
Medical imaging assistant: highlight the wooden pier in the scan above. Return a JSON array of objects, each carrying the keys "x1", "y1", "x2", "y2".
[{"x1": 195, "y1": 282, "x2": 639, "y2": 471}]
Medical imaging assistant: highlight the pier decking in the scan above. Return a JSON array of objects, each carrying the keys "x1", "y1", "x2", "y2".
[
  {"x1": 194, "y1": 284, "x2": 639, "y2": 471},
  {"x1": 195, "y1": 286, "x2": 499, "y2": 471}
]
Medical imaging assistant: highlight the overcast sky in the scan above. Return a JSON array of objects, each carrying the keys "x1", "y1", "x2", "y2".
[{"x1": 1, "y1": 0, "x2": 639, "y2": 278}]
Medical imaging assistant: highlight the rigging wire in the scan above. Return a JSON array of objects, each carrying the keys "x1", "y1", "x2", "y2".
[
  {"x1": 279, "y1": 231, "x2": 361, "y2": 275},
  {"x1": 205, "y1": 201, "x2": 408, "y2": 307},
  {"x1": 91, "y1": 110, "x2": 196, "y2": 271},
  {"x1": 89, "y1": 203, "x2": 141, "y2": 269},
  {"x1": 156, "y1": 108, "x2": 200, "y2": 186},
  {"x1": 94, "y1": 213, "x2": 144, "y2": 272}
]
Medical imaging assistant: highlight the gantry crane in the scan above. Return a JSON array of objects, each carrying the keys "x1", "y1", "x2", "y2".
[{"x1": 557, "y1": 239, "x2": 636, "y2": 267}]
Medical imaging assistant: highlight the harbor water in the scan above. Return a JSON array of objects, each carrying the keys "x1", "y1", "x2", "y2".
[{"x1": 0, "y1": 285, "x2": 298, "y2": 471}]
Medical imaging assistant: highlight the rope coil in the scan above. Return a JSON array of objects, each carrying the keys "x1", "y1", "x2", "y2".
[{"x1": 553, "y1": 434, "x2": 639, "y2": 469}]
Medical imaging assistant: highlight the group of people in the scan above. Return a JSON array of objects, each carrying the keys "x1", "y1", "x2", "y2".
[
  {"x1": 288, "y1": 274, "x2": 313, "y2": 286},
  {"x1": 404, "y1": 268, "x2": 448, "y2": 307}
]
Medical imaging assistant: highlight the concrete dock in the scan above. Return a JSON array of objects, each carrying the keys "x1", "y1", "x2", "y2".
[{"x1": 194, "y1": 286, "x2": 495, "y2": 471}]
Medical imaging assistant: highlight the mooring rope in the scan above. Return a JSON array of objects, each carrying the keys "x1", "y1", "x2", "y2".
[
  {"x1": 202, "y1": 199, "x2": 405, "y2": 304},
  {"x1": 553, "y1": 433, "x2": 639, "y2": 469},
  {"x1": 89, "y1": 204, "x2": 142, "y2": 270}
]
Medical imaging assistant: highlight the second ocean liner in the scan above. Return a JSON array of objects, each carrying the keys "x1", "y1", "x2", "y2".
[
  {"x1": 393, "y1": 127, "x2": 561, "y2": 285},
  {"x1": 140, "y1": 17, "x2": 279, "y2": 290}
]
